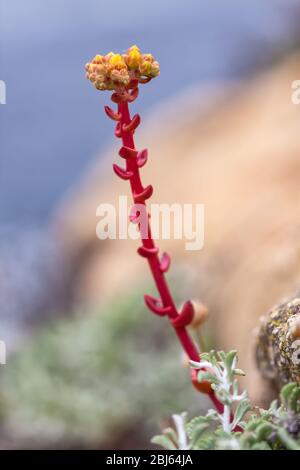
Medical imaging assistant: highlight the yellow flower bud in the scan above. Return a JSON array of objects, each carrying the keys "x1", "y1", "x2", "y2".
[
  {"x1": 110, "y1": 68, "x2": 130, "y2": 86},
  {"x1": 139, "y1": 59, "x2": 153, "y2": 76},
  {"x1": 109, "y1": 53, "x2": 125, "y2": 69},
  {"x1": 94, "y1": 54, "x2": 103, "y2": 64},
  {"x1": 142, "y1": 53, "x2": 154, "y2": 63},
  {"x1": 149, "y1": 61, "x2": 160, "y2": 78},
  {"x1": 127, "y1": 44, "x2": 141, "y2": 69}
]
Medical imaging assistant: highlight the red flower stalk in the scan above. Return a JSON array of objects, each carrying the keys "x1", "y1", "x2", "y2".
[{"x1": 85, "y1": 45, "x2": 223, "y2": 414}]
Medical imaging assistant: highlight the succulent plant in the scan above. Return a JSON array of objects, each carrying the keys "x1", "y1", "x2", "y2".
[
  {"x1": 152, "y1": 351, "x2": 300, "y2": 450},
  {"x1": 85, "y1": 45, "x2": 223, "y2": 413}
]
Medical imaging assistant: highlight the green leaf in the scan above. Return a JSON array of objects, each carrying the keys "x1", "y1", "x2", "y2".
[
  {"x1": 189, "y1": 360, "x2": 202, "y2": 369},
  {"x1": 289, "y1": 386, "x2": 300, "y2": 412},
  {"x1": 151, "y1": 434, "x2": 177, "y2": 450},
  {"x1": 194, "y1": 434, "x2": 216, "y2": 450},
  {"x1": 163, "y1": 427, "x2": 178, "y2": 445},
  {"x1": 186, "y1": 415, "x2": 211, "y2": 438},
  {"x1": 215, "y1": 389, "x2": 232, "y2": 405},
  {"x1": 224, "y1": 350, "x2": 238, "y2": 371},
  {"x1": 197, "y1": 371, "x2": 219, "y2": 385},
  {"x1": 268, "y1": 399, "x2": 278, "y2": 413},
  {"x1": 232, "y1": 400, "x2": 251, "y2": 428},
  {"x1": 199, "y1": 352, "x2": 212, "y2": 363},
  {"x1": 217, "y1": 351, "x2": 226, "y2": 362},
  {"x1": 277, "y1": 428, "x2": 300, "y2": 450},
  {"x1": 245, "y1": 418, "x2": 263, "y2": 432},
  {"x1": 250, "y1": 442, "x2": 272, "y2": 450},
  {"x1": 256, "y1": 422, "x2": 273, "y2": 441},
  {"x1": 233, "y1": 368, "x2": 246, "y2": 376},
  {"x1": 206, "y1": 408, "x2": 219, "y2": 420},
  {"x1": 280, "y1": 382, "x2": 297, "y2": 406},
  {"x1": 190, "y1": 423, "x2": 210, "y2": 447}
]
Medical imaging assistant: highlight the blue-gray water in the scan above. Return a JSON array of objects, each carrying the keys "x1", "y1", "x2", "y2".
[{"x1": 0, "y1": 0, "x2": 299, "y2": 226}]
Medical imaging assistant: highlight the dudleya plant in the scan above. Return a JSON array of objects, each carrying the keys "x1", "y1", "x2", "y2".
[
  {"x1": 84, "y1": 45, "x2": 300, "y2": 450},
  {"x1": 84, "y1": 45, "x2": 300, "y2": 451},
  {"x1": 85, "y1": 45, "x2": 223, "y2": 413}
]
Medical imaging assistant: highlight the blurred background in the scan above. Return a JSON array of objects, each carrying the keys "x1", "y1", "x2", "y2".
[{"x1": 0, "y1": 0, "x2": 300, "y2": 449}]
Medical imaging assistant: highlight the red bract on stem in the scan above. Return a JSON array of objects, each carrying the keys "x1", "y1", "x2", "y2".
[
  {"x1": 85, "y1": 45, "x2": 225, "y2": 416},
  {"x1": 114, "y1": 96, "x2": 224, "y2": 414}
]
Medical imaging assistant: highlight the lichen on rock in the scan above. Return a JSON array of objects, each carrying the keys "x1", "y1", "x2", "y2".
[{"x1": 256, "y1": 294, "x2": 300, "y2": 389}]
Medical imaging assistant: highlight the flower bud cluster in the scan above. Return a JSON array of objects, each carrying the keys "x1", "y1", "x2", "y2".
[{"x1": 85, "y1": 45, "x2": 159, "y2": 91}]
